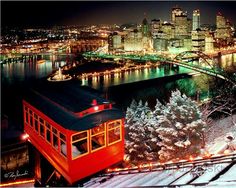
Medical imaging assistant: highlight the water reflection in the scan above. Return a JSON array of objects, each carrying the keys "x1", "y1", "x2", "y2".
[
  {"x1": 82, "y1": 66, "x2": 194, "y2": 90},
  {"x1": 1, "y1": 58, "x2": 66, "y2": 85},
  {"x1": 214, "y1": 53, "x2": 236, "y2": 69}
]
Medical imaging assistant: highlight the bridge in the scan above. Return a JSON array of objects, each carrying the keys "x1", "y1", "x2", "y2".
[{"x1": 83, "y1": 51, "x2": 236, "y2": 85}]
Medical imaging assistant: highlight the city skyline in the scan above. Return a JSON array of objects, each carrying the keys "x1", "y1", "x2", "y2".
[{"x1": 1, "y1": 1, "x2": 236, "y2": 27}]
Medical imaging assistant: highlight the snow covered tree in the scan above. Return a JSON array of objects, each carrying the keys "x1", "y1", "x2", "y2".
[
  {"x1": 202, "y1": 83, "x2": 236, "y2": 126},
  {"x1": 125, "y1": 99, "x2": 160, "y2": 164},
  {"x1": 157, "y1": 90, "x2": 206, "y2": 162}
]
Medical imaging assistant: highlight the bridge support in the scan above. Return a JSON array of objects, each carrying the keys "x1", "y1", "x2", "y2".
[{"x1": 28, "y1": 143, "x2": 67, "y2": 187}]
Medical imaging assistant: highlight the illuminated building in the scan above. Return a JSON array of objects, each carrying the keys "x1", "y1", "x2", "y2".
[
  {"x1": 141, "y1": 18, "x2": 150, "y2": 37},
  {"x1": 151, "y1": 19, "x2": 162, "y2": 36},
  {"x1": 175, "y1": 14, "x2": 188, "y2": 37},
  {"x1": 162, "y1": 22, "x2": 175, "y2": 39},
  {"x1": 124, "y1": 29, "x2": 143, "y2": 52},
  {"x1": 153, "y1": 37, "x2": 168, "y2": 51},
  {"x1": 187, "y1": 18, "x2": 192, "y2": 33},
  {"x1": 215, "y1": 12, "x2": 231, "y2": 39},
  {"x1": 205, "y1": 32, "x2": 215, "y2": 52},
  {"x1": 191, "y1": 29, "x2": 205, "y2": 51},
  {"x1": 171, "y1": 6, "x2": 184, "y2": 23},
  {"x1": 108, "y1": 32, "x2": 122, "y2": 52},
  {"x1": 192, "y1": 10, "x2": 200, "y2": 31},
  {"x1": 183, "y1": 37, "x2": 192, "y2": 51}
]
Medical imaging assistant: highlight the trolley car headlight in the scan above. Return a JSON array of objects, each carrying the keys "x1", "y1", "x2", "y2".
[{"x1": 21, "y1": 133, "x2": 29, "y2": 141}]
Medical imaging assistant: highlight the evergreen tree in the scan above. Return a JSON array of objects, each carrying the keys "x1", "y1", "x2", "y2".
[
  {"x1": 125, "y1": 99, "x2": 160, "y2": 164},
  {"x1": 157, "y1": 90, "x2": 206, "y2": 162}
]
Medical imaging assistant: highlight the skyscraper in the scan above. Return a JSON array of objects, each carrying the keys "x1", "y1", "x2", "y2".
[
  {"x1": 192, "y1": 9, "x2": 200, "y2": 31},
  {"x1": 175, "y1": 14, "x2": 188, "y2": 36},
  {"x1": 215, "y1": 12, "x2": 232, "y2": 39},
  {"x1": 171, "y1": 6, "x2": 183, "y2": 23},
  {"x1": 142, "y1": 18, "x2": 150, "y2": 37}
]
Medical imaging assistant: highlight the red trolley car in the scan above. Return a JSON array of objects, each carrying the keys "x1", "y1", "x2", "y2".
[{"x1": 23, "y1": 81, "x2": 125, "y2": 186}]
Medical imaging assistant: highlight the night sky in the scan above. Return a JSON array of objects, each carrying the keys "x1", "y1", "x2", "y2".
[{"x1": 1, "y1": 1, "x2": 236, "y2": 27}]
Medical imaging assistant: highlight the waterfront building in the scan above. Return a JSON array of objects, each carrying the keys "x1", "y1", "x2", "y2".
[
  {"x1": 108, "y1": 32, "x2": 122, "y2": 52},
  {"x1": 205, "y1": 32, "x2": 215, "y2": 52},
  {"x1": 192, "y1": 9, "x2": 200, "y2": 31},
  {"x1": 153, "y1": 37, "x2": 168, "y2": 51},
  {"x1": 124, "y1": 29, "x2": 143, "y2": 52},
  {"x1": 184, "y1": 37, "x2": 192, "y2": 51},
  {"x1": 169, "y1": 38, "x2": 184, "y2": 48},
  {"x1": 191, "y1": 29, "x2": 205, "y2": 51},
  {"x1": 215, "y1": 12, "x2": 231, "y2": 40}
]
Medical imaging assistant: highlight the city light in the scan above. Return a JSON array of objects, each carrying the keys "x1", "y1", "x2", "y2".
[{"x1": 1, "y1": 1, "x2": 236, "y2": 187}]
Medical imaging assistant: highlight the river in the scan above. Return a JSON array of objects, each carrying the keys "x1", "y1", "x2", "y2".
[{"x1": 1, "y1": 53, "x2": 235, "y2": 130}]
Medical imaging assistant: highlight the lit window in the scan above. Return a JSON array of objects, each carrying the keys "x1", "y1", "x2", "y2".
[
  {"x1": 71, "y1": 131, "x2": 88, "y2": 159},
  {"x1": 60, "y1": 141, "x2": 67, "y2": 157},
  {"x1": 60, "y1": 133, "x2": 67, "y2": 157},
  {"x1": 107, "y1": 120, "x2": 122, "y2": 145},
  {"x1": 91, "y1": 124, "x2": 105, "y2": 151}
]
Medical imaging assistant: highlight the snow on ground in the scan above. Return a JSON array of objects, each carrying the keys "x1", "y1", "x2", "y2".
[
  {"x1": 212, "y1": 164, "x2": 236, "y2": 183},
  {"x1": 204, "y1": 115, "x2": 236, "y2": 154},
  {"x1": 191, "y1": 163, "x2": 231, "y2": 184}
]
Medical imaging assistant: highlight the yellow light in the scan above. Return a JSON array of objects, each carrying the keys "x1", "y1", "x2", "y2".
[
  {"x1": 224, "y1": 150, "x2": 230, "y2": 155},
  {"x1": 0, "y1": 179, "x2": 35, "y2": 187},
  {"x1": 204, "y1": 152, "x2": 212, "y2": 158},
  {"x1": 189, "y1": 156, "x2": 194, "y2": 161},
  {"x1": 21, "y1": 133, "x2": 29, "y2": 141}
]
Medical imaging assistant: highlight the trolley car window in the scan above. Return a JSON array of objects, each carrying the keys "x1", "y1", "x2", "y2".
[
  {"x1": 29, "y1": 114, "x2": 33, "y2": 127},
  {"x1": 60, "y1": 141, "x2": 67, "y2": 157},
  {"x1": 46, "y1": 123, "x2": 51, "y2": 143},
  {"x1": 39, "y1": 117, "x2": 44, "y2": 124},
  {"x1": 34, "y1": 120, "x2": 39, "y2": 133},
  {"x1": 52, "y1": 127, "x2": 58, "y2": 149},
  {"x1": 25, "y1": 110, "x2": 29, "y2": 124},
  {"x1": 71, "y1": 131, "x2": 88, "y2": 159},
  {"x1": 91, "y1": 124, "x2": 105, "y2": 151},
  {"x1": 34, "y1": 114, "x2": 39, "y2": 132},
  {"x1": 40, "y1": 120, "x2": 45, "y2": 138},
  {"x1": 60, "y1": 133, "x2": 67, "y2": 157},
  {"x1": 91, "y1": 124, "x2": 105, "y2": 135},
  {"x1": 60, "y1": 133, "x2": 66, "y2": 141},
  {"x1": 108, "y1": 120, "x2": 122, "y2": 145}
]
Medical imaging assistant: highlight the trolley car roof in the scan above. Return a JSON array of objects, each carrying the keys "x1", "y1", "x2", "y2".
[{"x1": 23, "y1": 81, "x2": 124, "y2": 131}]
